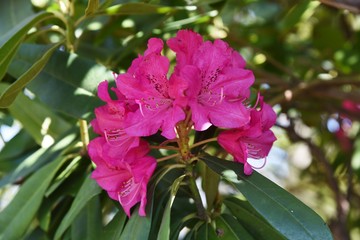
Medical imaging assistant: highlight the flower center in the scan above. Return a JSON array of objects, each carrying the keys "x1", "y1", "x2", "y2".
[
  {"x1": 119, "y1": 177, "x2": 134, "y2": 197},
  {"x1": 104, "y1": 128, "x2": 123, "y2": 145}
]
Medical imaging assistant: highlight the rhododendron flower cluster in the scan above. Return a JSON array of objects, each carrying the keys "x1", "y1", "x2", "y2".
[{"x1": 88, "y1": 30, "x2": 276, "y2": 217}]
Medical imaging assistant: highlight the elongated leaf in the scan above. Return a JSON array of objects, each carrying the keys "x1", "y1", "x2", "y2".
[
  {"x1": 54, "y1": 175, "x2": 102, "y2": 240},
  {"x1": 119, "y1": 207, "x2": 151, "y2": 240},
  {"x1": 0, "y1": 42, "x2": 63, "y2": 107},
  {"x1": 0, "y1": 129, "x2": 37, "y2": 172},
  {"x1": 0, "y1": 133, "x2": 77, "y2": 188},
  {"x1": 184, "y1": 221, "x2": 205, "y2": 240},
  {"x1": 71, "y1": 196, "x2": 102, "y2": 240},
  {"x1": 199, "y1": 154, "x2": 333, "y2": 240},
  {"x1": 0, "y1": 11, "x2": 55, "y2": 81},
  {"x1": 157, "y1": 175, "x2": 186, "y2": 240},
  {"x1": 196, "y1": 222, "x2": 218, "y2": 240},
  {"x1": 0, "y1": 83, "x2": 72, "y2": 145},
  {"x1": 7, "y1": 44, "x2": 111, "y2": 119},
  {"x1": 145, "y1": 163, "x2": 186, "y2": 239},
  {"x1": 0, "y1": 154, "x2": 64, "y2": 240},
  {"x1": 200, "y1": 161, "x2": 220, "y2": 211},
  {"x1": 214, "y1": 214, "x2": 254, "y2": 240},
  {"x1": 224, "y1": 197, "x2": 286, "y2": 240},
  {"x1": 0, "y1": 0, "x2": 34, "y2": 35},
  {"x1": 103, "y1": 210, "x2": 127, "y2": 239},
  {"x1": 85, "y1": 0, "x2": 99, "y2": 16},
  {"x1": 0, "y1": 46, "x2": 18, "y2": 81},
  {"x1": 278, "y1": 0, "x2": 313, "y2": 32},
  {"x1": 100, "y1": 3, "x2": 176, "y2": 16}
]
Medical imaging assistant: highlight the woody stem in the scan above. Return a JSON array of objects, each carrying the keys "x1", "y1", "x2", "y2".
[{"x1": 176, "y1": 120, "x2": 191, "y2": 162}]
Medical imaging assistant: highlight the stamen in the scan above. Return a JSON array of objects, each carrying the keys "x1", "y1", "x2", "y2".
[
  {"x1": 252, "y1": 92, "x2": 261, "y2": 109},
  {"x1": 246, "y1": 143, "x2": 263, "y2": 159},
  {"x1": 136, "y1": 100, "x2": 145, "y2": 116},
  {"x1": 220, "y1": 87, "x2": 224, "y2": 102},
  {"x1": 117, "y1": 177, "x2": 142, "y2": 207},
  {"x1": 104, "y1": 129, "x2": 123, "y2": 145},
  {"x1": 249, "y1": 157, "x2": 267, "y2": 170},
  {"x1": 118, "y1": 178, "x2": 133, "y2": 197}
]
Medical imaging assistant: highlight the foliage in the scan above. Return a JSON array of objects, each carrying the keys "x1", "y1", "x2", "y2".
[{"x1": 0, "y1": 0, "x2": 359, "y2": 239}]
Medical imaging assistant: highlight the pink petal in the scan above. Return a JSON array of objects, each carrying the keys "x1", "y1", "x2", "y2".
[
  {"x1": 160, "y1": 105, "x2": 186, "y2": 139},
  {"x1": 97, "y1": 81, "x2": 112, "y2": 102},
  {"x1": 208, "y1": 100, "x2": 250, "y2": 129},
  {"x1": 167, "y1": 29, "x2": 203, "y2": 71},
  {"x1": 189, "y1": 102, "x2": 212, "y2": 131}
]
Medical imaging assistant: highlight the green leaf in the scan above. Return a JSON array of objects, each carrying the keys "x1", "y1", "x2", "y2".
[
  {"x1": 119, "y1": 207, "x2": 151, "y2": 240},
  {"x1": 54, "y1": 175, "x2": 102, "y2": 240},
  {"x1": 0, "y1": 83, "x2": 72, "y2": 145},
  {"x1": 147, "y1": 165, "x2": 185, "y2": 240},
  {"x1": 200, "y1": 161, "x2": 220, "y2": 211},
  {"x1": 0, "y1": 133, "x2": 77, "y2": 188},
  {"x1": 199, "y1": 154, "x2": 333, "y2": 240},
  {"x1": 103, "y1": 210, "x2": 127, "y2": 239},
  {"x1": 0, "y1": 129, "x2": 37, "y2": 172},
  {"x1": 85, "y1": 0, "x2": 99, "y2": 16},
  {"x1": 0, "y1": 41, "x2": 63, "y2": 107},
  {"x1": 0, "y1": 11, "x2": 55, "y2": 81},
  {"x1": 7, "y1": 44, "x2": 111, "y2": 119},
  {"x1": 196, "y1": 222, "x2": 218, "y2": 240},
  {"x1": 24, "y1": 227, "x2": 49, "y2": 240},
  {"x1": 0, "y1": 0, "x2": 34, "y2": 35},
  {"x1": 71, "y1": 196, "x2": 102, "y2": 240},
  {"x1": 157, "y1": 175, "x2": 186, "y2": 240},
  {"x1": 183, "y1": 221, "x2": 206, "y2": 240},
  {"x1": 101, "y1": 3, "x2": 176, "y2": 16},
  {"x1": 224, "y1": 197, "x2": 286, "y2": 240},
  {"x1": 0, "y1": 154, "x2": 65, "y2": 240},
  {"x1": 278, "y1": 0, "x2": 317, "y2": 32},
  {"x1": 214, "y1": 214, "x2": 254, "y2": 240},
  {"x1": 0, "y1": 46, "x2": 18, "y2": 81}
]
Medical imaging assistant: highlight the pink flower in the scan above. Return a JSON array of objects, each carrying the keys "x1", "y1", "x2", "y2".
[
  {"x1": 168, "y1": 30, "x2": 254, "y2": 131},
  {"x1": 218, "y1": 96, "x2": 277, "y2": 175},
  {"x1": 116, "y1": 38, "x2": 186, "y2": 139},
  {"x1": 88, "y1": 138, "x2": 156, "y2": 216},
  {"x1": 91, "y1": 81, "x2": 139, "y2": 156}
]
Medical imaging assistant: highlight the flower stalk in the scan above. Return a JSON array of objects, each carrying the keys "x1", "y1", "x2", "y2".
[{"x1": 176, "y1": 120, "x2": 192, "y2": 162}]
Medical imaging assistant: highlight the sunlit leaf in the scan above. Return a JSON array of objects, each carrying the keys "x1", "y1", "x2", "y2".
[
  {"x1": 0, "y1": 11, "x2": 55, "y2": 81},
  {"x1": 0, "y1": 129, "x2": 37, "y2": 172},
  {"x1": 7, "y1": 44, "x2": 112, "y2": 119},
  {"x1": 0, "y1": 82, "x2": 72, "y2": 145},
  {"x1": 100, "y1": 3, "x2": 176, "y2": 16},
  {"x1": 199, "y1": 154, "x2": 333, "y2": 240},
  {"x1": 0, "y1": 154, "x2": 65, "y2": 240},
  {"x1": 0, "y1": 41, "x2": 64, "y2": 107},
  {"x1": 0, "y1": 133, "x2": 77, "y2": 188},
  {"x1": 278, "y1": 0, "x2": 315, "y2": 32},
  {"x1": 224, "y1": 197, "x2": 286, "y2": 240},
  {"x1": 85, "y1": 0, "x2": 99, "y2": 16},
  {"x1": 0, "y1": 0, "x2": 34, "y2": 35}
]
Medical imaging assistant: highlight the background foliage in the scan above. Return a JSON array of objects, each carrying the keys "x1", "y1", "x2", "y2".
[{"x1": 0, "y1": 0, "x2": 359, "y2": 239}]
